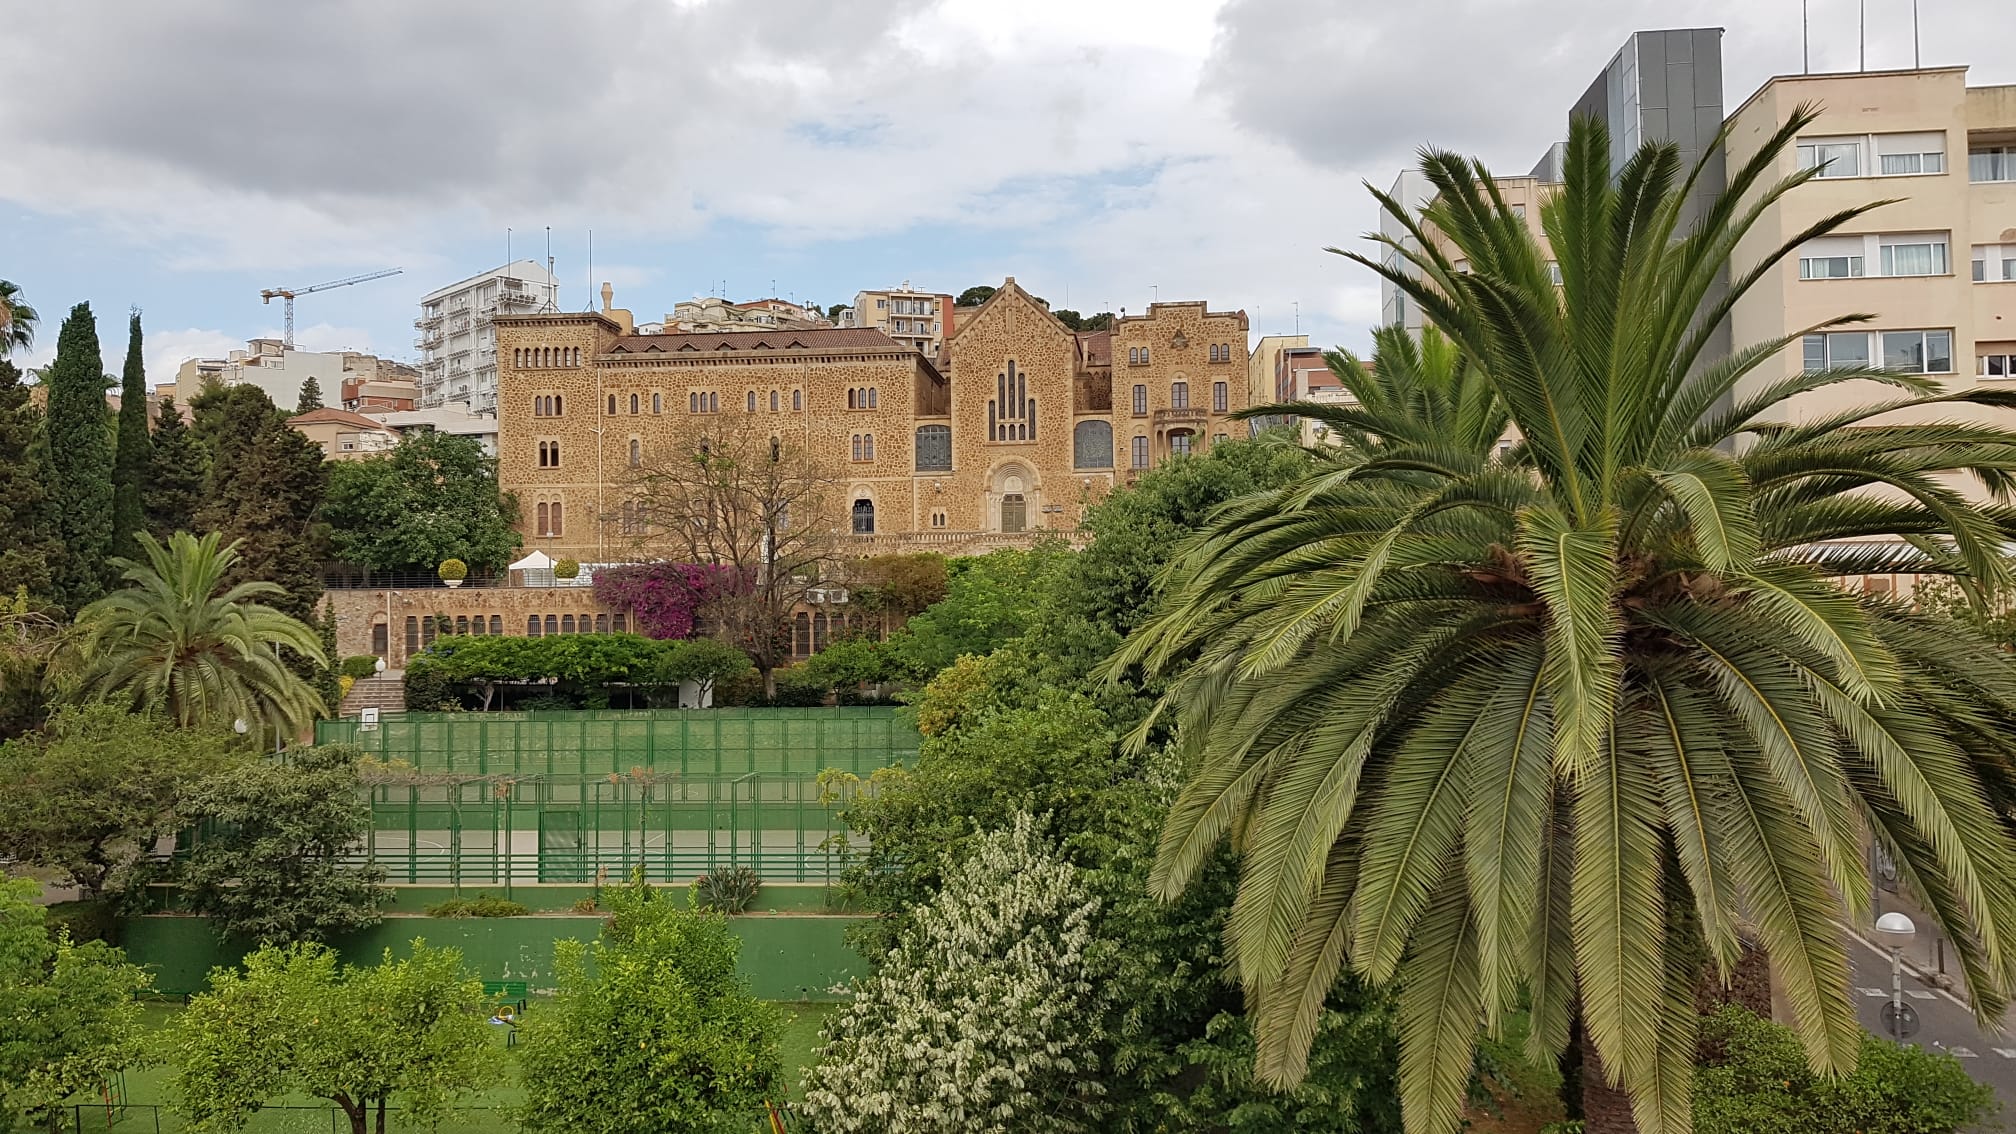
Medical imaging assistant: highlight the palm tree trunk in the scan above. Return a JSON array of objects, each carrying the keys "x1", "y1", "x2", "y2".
[
  {"x1": 1694, "y1": 937, "x2": 1772, "y2": 1018},
  {"x1": 1579, "y1": 1025, "x2": 1638, "y2": 1134}
]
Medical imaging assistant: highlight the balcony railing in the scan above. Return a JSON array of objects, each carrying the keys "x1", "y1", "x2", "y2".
[{"x1": 1152, "y1": 407, "x2": 1208, "y2": 428}]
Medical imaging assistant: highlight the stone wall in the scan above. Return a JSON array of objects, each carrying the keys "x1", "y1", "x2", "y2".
[{"x1": 326, "y1": 585, "x2": 613, "y2": 668}]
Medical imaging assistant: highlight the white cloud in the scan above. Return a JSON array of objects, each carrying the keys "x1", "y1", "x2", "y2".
[{"x1": 3, "y1": 0, "x2": 2012, "y2": 355}]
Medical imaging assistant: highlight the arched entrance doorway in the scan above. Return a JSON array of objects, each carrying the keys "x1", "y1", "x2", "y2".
[
  {"x1": 1001, "y1": 493, "x2": 1027, "y2": 533},
  {"x1": 851, "y1": 498, "x2": 875, "y2": 534}
]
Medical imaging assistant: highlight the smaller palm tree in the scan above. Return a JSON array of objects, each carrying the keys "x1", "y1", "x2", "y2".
[
  {"x1": 0, "y1": 280, "x2": 37, "y2": 357},
  {"x1": 67, "y1": 532, "x2": 326, "y2": 733}
]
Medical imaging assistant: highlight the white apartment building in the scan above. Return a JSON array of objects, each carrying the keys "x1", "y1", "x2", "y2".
[
  {"x1": 415, "y1": 260, "x2": 558, "y2": 413},
  {"x1": 839, "y1": 283, "x2": 953, "y2": 355},
  {"x1": 171, "y1": 339, "x2": 407, "y2": 410}
]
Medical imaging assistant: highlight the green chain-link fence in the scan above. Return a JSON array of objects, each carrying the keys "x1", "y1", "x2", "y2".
[{"x1": 306, "y1": 708, "x2": 917, "y2": 884}]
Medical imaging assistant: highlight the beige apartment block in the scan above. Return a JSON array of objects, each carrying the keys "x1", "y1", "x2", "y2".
[
  {"x1": 492, "y1": 280, "x2": 1252, "y2": 564},
  {"x1": 840, "y1": 284, "x2": 955, "y2": 355},
  {"x1": 1726, "y1": 68, "x2": 2016, "y2": 426},
  {"x1": 287, "y1": 407, "x2": 400, "y2": 460}
]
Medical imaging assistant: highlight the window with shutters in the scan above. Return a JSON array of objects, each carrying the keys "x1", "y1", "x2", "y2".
[
  {"x1": 1131, "y1": 435, "x2": 1148, "y2": 469},
  {"x1": 1171, "y1": 381, "x2": 1189, "y2": 409},
  {"x1": 1213, "y1": 381, "x2": 1228, "y2": 413},
  {"x1": 1132, "y1": 384, "x2": 1146, "y2": 416}
]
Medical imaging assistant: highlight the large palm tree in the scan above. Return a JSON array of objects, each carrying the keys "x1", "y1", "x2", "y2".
[
  {"x1": 1305, "y1": 323, "x2": 1508, "y2": 459},
  {"x1": 0, "y1": 280, "x2": 36, "y2": 357},
  {"x1": 68, "y1": 531, "x2": 326, "y2": 733},
  {"x1": 1114, "y1": 108, "x2": 2016, "y2": 1134}
]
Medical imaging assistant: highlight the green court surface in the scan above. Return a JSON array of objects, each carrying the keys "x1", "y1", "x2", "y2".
[{"x1": 62, "y1": 1001, "x2": 840, "y2": 1133}]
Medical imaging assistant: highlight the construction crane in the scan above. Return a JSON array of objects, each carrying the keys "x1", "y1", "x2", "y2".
[{"x1": 259, "y1": 268, "x2": 402, "y2": 349}]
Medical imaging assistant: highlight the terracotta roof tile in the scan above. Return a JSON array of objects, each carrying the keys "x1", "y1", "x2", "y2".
[{"x1": 288, "y1": 407, "x2": 395, "y2": 431}]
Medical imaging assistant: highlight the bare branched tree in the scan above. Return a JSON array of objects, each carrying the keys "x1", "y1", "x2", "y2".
[{"x1": 615, "y1": 415, "x2": 843, "y2": 697}]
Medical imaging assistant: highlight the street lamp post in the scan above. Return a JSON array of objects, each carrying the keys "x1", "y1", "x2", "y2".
[{"x1": 1875, "y1": 911, "x2": 1919, "y2": 1040}]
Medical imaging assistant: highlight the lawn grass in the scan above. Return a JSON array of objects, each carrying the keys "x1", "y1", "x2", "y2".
[{"x1": 63, "y1": 999, "x2": 842, "y2": 1132}]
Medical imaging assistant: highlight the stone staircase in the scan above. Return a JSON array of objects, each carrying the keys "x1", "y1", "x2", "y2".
[{"x1": 339, "y1": 672, "x2": 406, "y2": 718}]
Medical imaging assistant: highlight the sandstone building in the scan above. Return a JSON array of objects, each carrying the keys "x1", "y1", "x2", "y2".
[{"x1": 491, "y1": 279, "x2": 1252, "y2": 565}]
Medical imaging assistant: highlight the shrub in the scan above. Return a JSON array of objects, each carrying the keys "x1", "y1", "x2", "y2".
[
  {"x1": 692, "y1": 866, "x2": 761, "y2": 914},
  {"x1": 1693, "y1": 1005, "x2": 1994, "y2": 1134},
  {"x1": 339, "y1": 655, "x2": 382, "y2": 680},
  {"x1": 44, "y1": 897, "x2": 118, "y2": 945},
  {"x1": 403, "y1": 634, "x2": 753, "y2": 711},
  {"x1": 591, "y1": 562, "x2": 736, "y2": 640},
  {"x1": 437, "y1": 558, "x2": 467, "y2": 582},
  {"x1": 402, "y1": 666, "x2": 460, "y2": 711},
  {"x1": 769, "y1": 666, "x2": 829, "y2": 707},
  {"x1": 425, "y1": 895, "x2": 532, "y2": 918},
  {"x1": 554, "y1": 558, "x2": 580, "y2": 580}
]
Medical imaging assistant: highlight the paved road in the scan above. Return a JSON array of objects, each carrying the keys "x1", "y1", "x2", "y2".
[{"x1": 1843, "y1": 923, "x2": 2016, "y2": 1103}]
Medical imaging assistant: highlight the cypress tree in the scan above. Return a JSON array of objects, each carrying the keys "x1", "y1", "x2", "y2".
[
  {"x1": 111, "y1": 309, "x2": 152, "y2": 561},
  {"x1": 314, "y1": 600, "x2": 341, "y2": 715},
  {"x1": 0, "y1": 359, "x2": 62, "y2": 603},
  {"x1": 296, "y1": 375, "x2": 323, "y2": 413},
  {"x1": 41, "y1": 302, "x2": 115, "y2": 608},
  {"x1": 194, "y1": 386, "x2": 327, "y2": 624},
  {"x1": 144, "y1": 397, "x2": 205, "y2": 541}
]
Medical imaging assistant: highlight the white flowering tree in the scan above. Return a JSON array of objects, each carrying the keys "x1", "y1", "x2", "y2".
[{"x1": 798, "y1": 814, "x2": 1110, "y2": 1133}]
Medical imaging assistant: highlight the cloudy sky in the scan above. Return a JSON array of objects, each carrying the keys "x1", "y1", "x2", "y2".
[{"x1": 4, "y1": 0, "x2": 2011, "y2": 384}]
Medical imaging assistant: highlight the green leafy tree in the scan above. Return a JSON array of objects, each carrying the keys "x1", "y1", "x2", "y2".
[
  {"x1": 0, "y1": 281, "x2": 37, "y2": 357},
  {"x1": 68, "y1": 531, "x2": 327, "y2": 733},
  {"x1": 143, "y1": 397, "x2": 205, "y2": 542},
  {"x1": 1910, "y1": 575, "x2": 2016, "y2": 651},
  {"x1": 954, "y1": 285, "x2": 996, "y2": 307},
  {"x1": 0, "y1": 588, "x2": 60, "y2": 740},
  {"x1": 0, "y1": 878, "x2": 150, "y2": 1131},
  {"x1": 516, "y1": 871, "x2": 782, "y2": 1133},
  {"x1": 191, "y1": 384, "x2": 328, "y2": 624},
  {"x1": 824, "y1": 302, "x2": 847, "y2": 322},
  {"x1": 802, "y1": 815, "x2": 1112, "y2": 1133},
  {"x1": 111, "y1": 310, "x2": 152, "y2": 562},
  {"x1": 322, "y1": 431, "x2": 521, "y2": 576},
  {"x1": 173, "y1": 940, "x2": 489, "y2": 1134},
  {"x1": 881, "y1": 542, "x2": 1070, "y2": 679},
  {"x1": 1692, "y1": 1005, "x2": 1993, "y2": 1133},
  {"x1": 1116, "y1": 110, "x2": 2016, "y2": 1133},
  {"x1": 40, "y1": 302, "x2": 115, "y2": 609},
  {"x1": 0, "y1": 359, "x2": 60, "y2": 603},
  {"x1": 176, "y1": 744, "x2": 387, "y2": 944},
  {"x1": 1053, "y1": 307, "x2": 1087, "y2": 331},
  {"x1": 0, "y1": 705, "x2": 234, "y2": 898},
  {"x1": 296, "y1": 374, "x2": 323, "y2": 413}
]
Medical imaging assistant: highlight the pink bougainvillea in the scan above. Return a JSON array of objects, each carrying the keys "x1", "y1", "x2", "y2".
[{"x1": 592, "y1": 563, "x2": 736, "y2": 640}]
